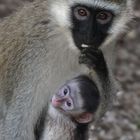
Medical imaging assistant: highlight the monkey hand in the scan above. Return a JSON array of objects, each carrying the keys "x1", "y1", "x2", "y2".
[{"x1": 79, "y1": 48, "x2": 107, "y2": 72}]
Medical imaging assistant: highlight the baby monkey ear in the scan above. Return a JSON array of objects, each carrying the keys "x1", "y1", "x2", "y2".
[{"x1": 75, "y1": 112, "x2": 93, "y2": 124}]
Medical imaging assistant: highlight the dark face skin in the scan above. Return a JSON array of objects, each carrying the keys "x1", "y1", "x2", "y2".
[
  {"x1": 51, "y1": 75, "x2": 100, "y2": 124},
  {"x1": 71, "y1": 4, "x2": 114, "y2": 50}
]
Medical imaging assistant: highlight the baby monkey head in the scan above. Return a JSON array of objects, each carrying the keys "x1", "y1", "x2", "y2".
[{"x1": 51, "y1": 75, "x2": 100, "y2": 124}]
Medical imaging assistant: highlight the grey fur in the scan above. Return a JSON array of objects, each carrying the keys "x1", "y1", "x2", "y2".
[
  {"x1": 0, "y1": 0, "x2": 133, "y2": 139},
  {"x1": 42, "y1": 105, "x2": 76, "y2": 140}
]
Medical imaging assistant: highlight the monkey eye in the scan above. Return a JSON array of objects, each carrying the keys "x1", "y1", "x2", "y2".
[
  {"x1": 64, "y1": 99, "x2": 73, "y2": 110},
  {"x1": 66, "y1": 101, "x2": 72, "y2": 107},
  {"x1": 96, "y1": 11, "x2": 113, "y2": 24},
  {"x1": 74, "y1": 6, "x2": 90, "y2": 20},
  {"x1": 62, "y1": 86, "x2": 70, "y2": 96}
]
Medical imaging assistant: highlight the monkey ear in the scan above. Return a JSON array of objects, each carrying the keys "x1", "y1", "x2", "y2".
[{"x1": 75, "y1": 113, "x2": 93, "y2": 124}]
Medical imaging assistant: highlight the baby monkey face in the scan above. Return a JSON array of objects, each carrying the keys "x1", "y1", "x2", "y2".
[
  {"x1": 51, "y1": 76, "x2": 100, "y2": 124},
  {"x1": 51, "y1": 81, "x2": 83, "y2": 113}
]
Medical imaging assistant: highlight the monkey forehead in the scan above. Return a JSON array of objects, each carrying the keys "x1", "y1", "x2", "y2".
[
  {"x1": 48, "y1": 0, "x2": 131, "y2": 46},
  {"x1": 49, "y1": 0, "x2": 122, "y2": 28}
]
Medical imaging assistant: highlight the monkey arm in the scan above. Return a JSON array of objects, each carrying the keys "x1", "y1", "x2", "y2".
[
  {"x1": 79, "y1": 48, "x2": 117, "y2": 119},
  {"x1": 79, "y1": 48, "x2": 109, "y2": 82}
]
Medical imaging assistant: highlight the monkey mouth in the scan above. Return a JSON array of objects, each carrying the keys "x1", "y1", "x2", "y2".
[
  {"x1": 81, "y1": 44, "x2": 89, "y2": 48},
  {"x1": 80, "y1": 43, "x2": 98, "y2": 50},
  {"x1": 51, "y1": 96, "x2": 63, "y2": 107}
]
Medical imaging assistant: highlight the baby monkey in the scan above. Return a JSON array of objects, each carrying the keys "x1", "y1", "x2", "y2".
[
  {"x1": 35, "y1": 48, "x2": 111, "y2": 140},
  {"x1": 41, "y1": 75, "x2": 100, "y2": 140}
]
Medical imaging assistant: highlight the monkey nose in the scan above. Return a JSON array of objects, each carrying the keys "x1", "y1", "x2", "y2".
[{"x1": 51, "y1": 96, "x2": 63, "y2": 107}]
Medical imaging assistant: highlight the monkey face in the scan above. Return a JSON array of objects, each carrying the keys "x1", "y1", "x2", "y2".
[
  {"x1": 49, "y1": 0, "x2": 132, "y2": 50},
  {"x1": 51, "y1": 85, "x2": 75, "y2": 110},
  {"x1": 51, "y1": 83, "x2": 84, "y2": 114},
  {"x1": 71, "y1": 5, "x2": 114, "y2": 50},
  {"x1": 51, "y1": 75, "x2": 100, "y2": 123}
]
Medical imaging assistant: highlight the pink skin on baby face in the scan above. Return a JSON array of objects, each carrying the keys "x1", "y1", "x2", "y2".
[
  {"x1": 51, "y1": 82, "x2": 93, "y2": 124},
  {"x1": 51, "y1": 85, "x2": 74, "y2": 111}
]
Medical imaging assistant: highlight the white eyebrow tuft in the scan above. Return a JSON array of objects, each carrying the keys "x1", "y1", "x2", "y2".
[{"x1": 69, "y1": 0, "x2": 121, "y2": 14}]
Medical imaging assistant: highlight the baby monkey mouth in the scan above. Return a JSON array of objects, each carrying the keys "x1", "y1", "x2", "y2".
[
  {"x1": 51, "y1": 96, "x2": 64, "y2": 107},
  {"x1": 51, "y1": 95, "x2": 74, "y2": 111}
]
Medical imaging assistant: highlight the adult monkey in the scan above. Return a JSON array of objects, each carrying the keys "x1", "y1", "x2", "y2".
[{"x1": 0, "y1": 0, "x2": 133, "y2": 139}]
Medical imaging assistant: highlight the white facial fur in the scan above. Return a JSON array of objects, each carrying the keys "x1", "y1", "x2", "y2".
[
  {"x1": 49, "y1": 0, "x2": 120, "y2": 27},
  {"x1": 49, "y1": 0, "x2": 133, "y2": 47}
]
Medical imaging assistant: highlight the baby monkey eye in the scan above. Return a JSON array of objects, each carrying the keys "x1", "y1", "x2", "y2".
[
  {"x1": 66, "y1": 101, "x2": 72, "y2": 107},
  {"x1": 96, "y1": 11, "x2": 113, "y2": 24},
  {"x1": 62, "y1": 86, "x2": 70, "y2": 96},
  {"x1": 64, "y1": 99, "x2": 73, "y2": 110},
  {"x1": 64, "y1": 88, "x2": 68, "y2": 95},
  {"x1": 74, "y1": 6, "x2": 90, "y2": 20}
]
